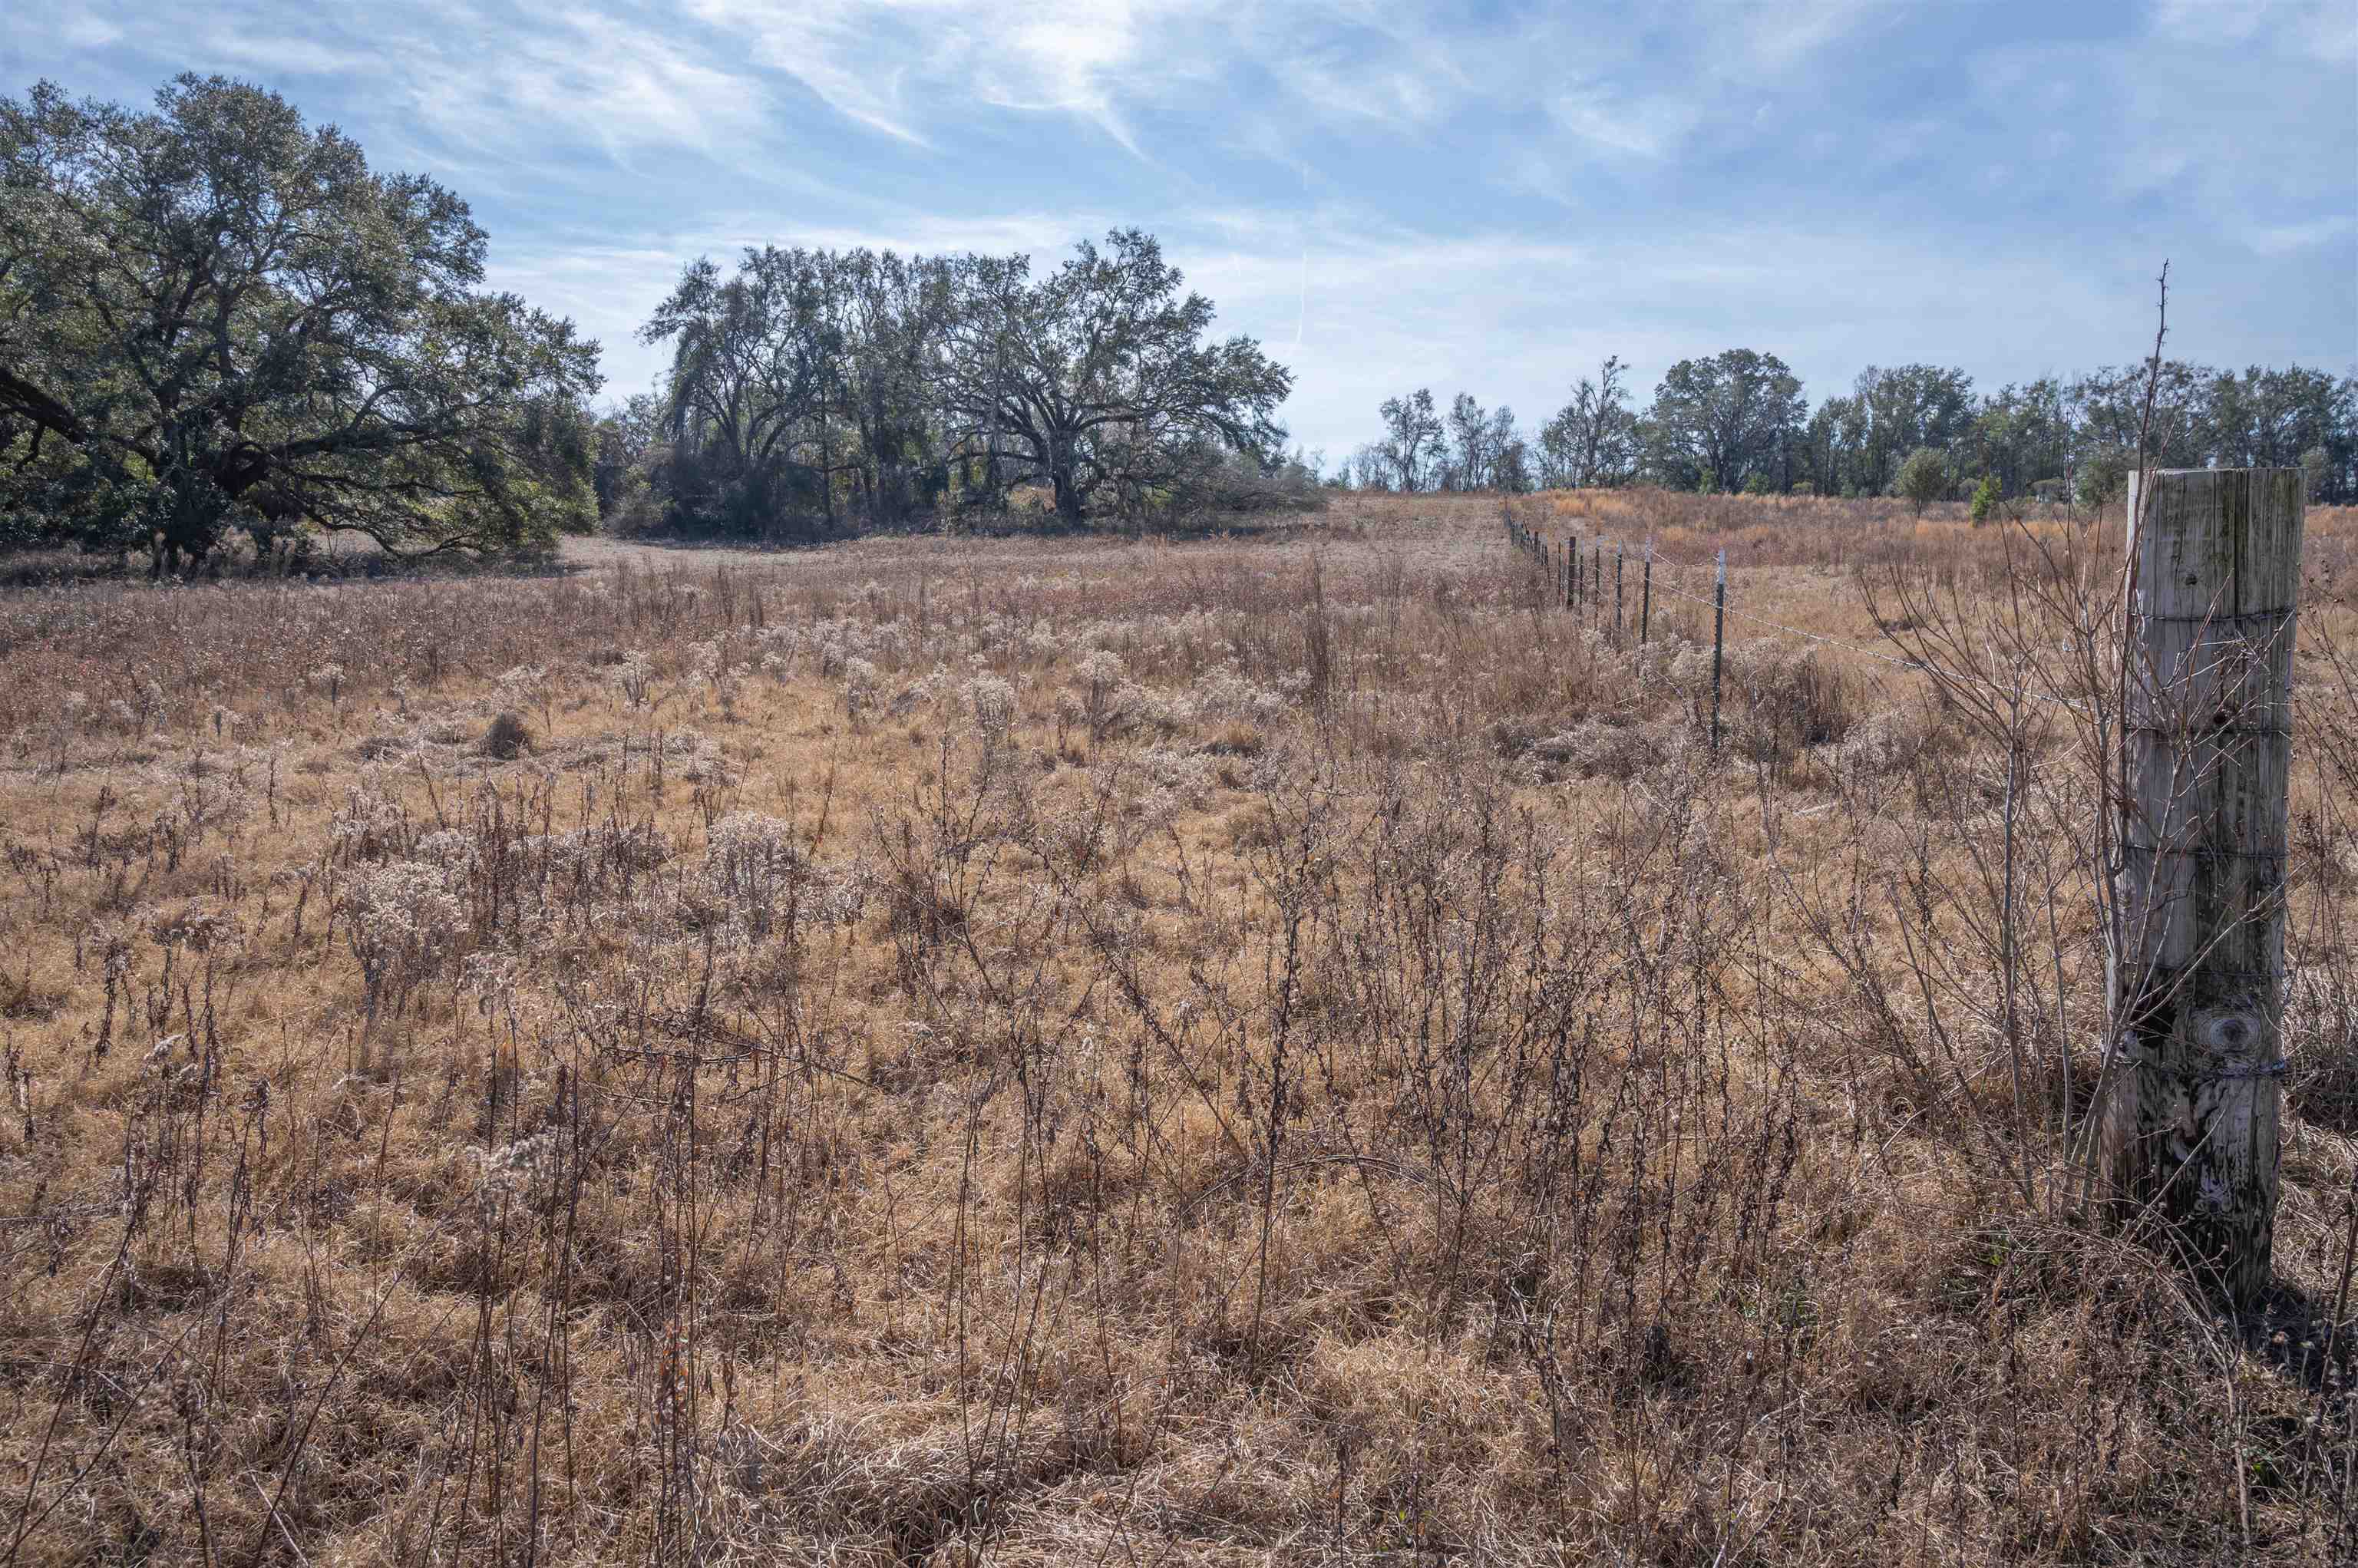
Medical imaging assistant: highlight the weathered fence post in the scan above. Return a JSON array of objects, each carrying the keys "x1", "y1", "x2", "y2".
[
  {"x1": 1640, "y1": 543, "x2": 1653, "y2": 645},
  {"x1": 1573, "y1": 536, "x2": 1583, "y2": 618},
  {"x1": 1709, "y1": 550, "x2": 1726, "y2": 754},
  {"x1": 2099, "y1": 468, "x2": 2302, "y2": 1303}
]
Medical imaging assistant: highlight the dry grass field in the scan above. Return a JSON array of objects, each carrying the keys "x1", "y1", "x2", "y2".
[{"x1": 2, "y1": 490, "x2": 2356, "y2": 1565}]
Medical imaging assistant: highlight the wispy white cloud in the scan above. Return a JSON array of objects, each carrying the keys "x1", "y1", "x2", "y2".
[
  {"x1": 681, "y1": 0, "x2": 1198, "y2": 151},
  {"x1": 3, "y1": 0, "x2": 2348, "y2": 458},
  {"x1": 676, "y1": 0, "x2": 930, "y2": 144},
  {"x1": 1700, "y1": 0, "x2": 1901, "y2": 73},
  {"x1": 1544, "y1": 86, "x2": 1703, "y2": 160},
  {"x1": 2151, "y1": 0, "x2": 2357, "y2": 58},
  {"x1": 2246, "y1": 216, "x2": 2358, "y2": 258},
  {"x1": 404, "y1": 19, "x2": 767, "y2": 167}
]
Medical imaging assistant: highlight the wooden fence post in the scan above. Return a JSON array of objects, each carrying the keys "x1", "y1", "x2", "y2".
[
  {"x1": 2099, "y1": 467, "x2": 2303, "y2": 1304},
  {"x1": 1709, "y1": 550, "x2": 1726, "y2": 754}
]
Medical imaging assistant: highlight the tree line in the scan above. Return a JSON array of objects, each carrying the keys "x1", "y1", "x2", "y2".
[
  {"x1": 606, "y1": 231, "x2": 1302, "y2": 539},
  {"x1": 1350, "y1": 351, "x2": 2357, "y2": 507},
  {"x1": 8, "y1": 74, "x2": 2349, "y2": 569},
  {"x1": 0, "y1": 76, "x2": 1304, "y2": 566}
]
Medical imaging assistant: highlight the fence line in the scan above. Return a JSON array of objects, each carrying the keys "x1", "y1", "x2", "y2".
[{"x1": 1500, "y1": 511, "x2": 2107, "y2": 739}]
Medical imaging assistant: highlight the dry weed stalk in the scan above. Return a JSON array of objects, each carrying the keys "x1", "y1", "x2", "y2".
[{"x1": 0, "y1": 491, "x2": 2350, "y2": 1564}]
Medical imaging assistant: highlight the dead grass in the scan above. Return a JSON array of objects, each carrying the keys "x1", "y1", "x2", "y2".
[{"x1": 0, "y1": 490, "x2": 2354, "y2": 1564}]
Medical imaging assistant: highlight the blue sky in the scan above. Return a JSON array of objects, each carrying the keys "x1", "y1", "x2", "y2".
[{"x1": 8, "y1": 0, "x2": 2353, "y2": 462}]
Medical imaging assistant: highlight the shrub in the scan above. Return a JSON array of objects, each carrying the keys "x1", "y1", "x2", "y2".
[
  {"x1": 1969, "y1": 475, "x2": 2000, "y2": 525},
  {"x1": 480, "y1": 710, "x2": 533, "y2": 758},
  {"x1": 1158, "y1": 446, "x2": 1328, "y2": 520}
]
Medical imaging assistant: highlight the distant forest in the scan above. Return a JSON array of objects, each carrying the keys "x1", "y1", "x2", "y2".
[
  {"x1": 4, "y1": 75, "x2": 2350, "y2": 569},
  {"x1": 1346, "y1": 354, "x2": 2357, "y2": 509}
]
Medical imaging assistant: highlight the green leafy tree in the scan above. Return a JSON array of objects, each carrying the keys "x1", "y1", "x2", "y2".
[
  {"x1": 640, "y1": 246, "x2": 851, "y2": 536},
  {"x1": 0, "y1": 75, "x2": 600, "y2": 563},
  {"x1": 1849, "y1": 364, "x2": 1975, "y2": 496},
  {"x1": 943, "y1": 231, "x2": 1290, "y2": 523},
  {"x1": 1649, "y1": 350, "x2": 1805, "y2": 494},
  {"x1": 1799, "y1": 394, "x2": 1866, "y2": 497},
  {"x1": 2204, "y1": 365, "x2": 2352, "y2": 494},
  {"x1": 1897, "y1": 447, "x2": 1950, "y2": 514},
  {"x1": 2076, "y1": 447, "x2": 2132, "y2": 508},
  {"x1": 1963, "y1": 378, "x2": 2070, "y2": 499},
  {"x1": 2067, "y1": 361, "x2": 2210, "y2": 472}
]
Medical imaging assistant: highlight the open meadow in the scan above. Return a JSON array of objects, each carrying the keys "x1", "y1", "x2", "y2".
[{"x1": 2, "y1": 490, "x2": 2357, "y2": 1564}]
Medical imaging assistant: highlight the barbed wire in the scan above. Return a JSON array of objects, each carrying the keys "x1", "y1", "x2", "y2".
[
  {"x1": 1501, "y1": 520, "x2": 2104, "y2": 715},
  {"x1": 1640, "y1": 578, "x2": 1935, "y2": 674},
  {"x1": 1510, "y1": 523, "x2": 1936, "y2": 672}
]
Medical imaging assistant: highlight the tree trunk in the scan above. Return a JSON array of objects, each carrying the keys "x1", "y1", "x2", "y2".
[{"x1": 2099, "y1": 467, "x2": 2303, "y2": 1304}]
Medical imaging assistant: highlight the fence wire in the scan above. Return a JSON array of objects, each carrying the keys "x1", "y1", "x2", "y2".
[{"x1": 1501, "y1": 515, "x2": 2103, "y2": 719}]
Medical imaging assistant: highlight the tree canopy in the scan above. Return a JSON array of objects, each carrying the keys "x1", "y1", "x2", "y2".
[
  {"x1": 1537, "y1": 357, "x2": 1640, "y2": 490},
  {"x1": 944, "y1": 231, "x2": 1293, "y2": 523},
  {"x1": 1646, "y1": 349, "x2": 1808, "y2": 494},
  {"x1": 0, "y1": 74, "x2": 600, "y2": 563},
  {"x1": 1368, "y1": 389, "x2": 1442, "y2": 494},
  {"x1": 634, "y1": 229, "x2": 1296, "y2": 535},
  {"x1": 1352, "y1": 352, "x2": 2356, "y2": 503}
]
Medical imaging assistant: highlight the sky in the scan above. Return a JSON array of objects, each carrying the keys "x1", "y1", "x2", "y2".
[{"x1": 7, "y1": 0, "x2": 2355, "y2": 464}]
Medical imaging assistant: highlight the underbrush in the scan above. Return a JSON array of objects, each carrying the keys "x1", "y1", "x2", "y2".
[{"x1": 0, "y1": 492, "x2": 2353, "y2": 1564}]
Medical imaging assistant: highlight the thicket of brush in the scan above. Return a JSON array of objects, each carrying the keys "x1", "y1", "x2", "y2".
[{"x1": 0, "y1": 491, "x2": 2353, "y2": 1564}]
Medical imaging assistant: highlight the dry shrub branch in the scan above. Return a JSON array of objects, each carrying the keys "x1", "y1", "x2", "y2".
[{"x1": 0, "y1": 490, "x2": 2354, "y2": 1564}]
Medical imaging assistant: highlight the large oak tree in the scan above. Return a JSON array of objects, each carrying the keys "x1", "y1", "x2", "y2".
[
  {"x1": 1648, "y1": 349, "x2": 1806, "y2": 494},
  {"x1": 940, "y1": 230, "x2": 1292, "y2": 523},
  {"x1": 0, "y1": 75, "x2": 600, "y2": 563}
]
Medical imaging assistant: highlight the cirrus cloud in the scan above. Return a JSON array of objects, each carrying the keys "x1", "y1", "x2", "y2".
[{"x1": 2, "y1": 0, "x2": 2349, "y2": 457}]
